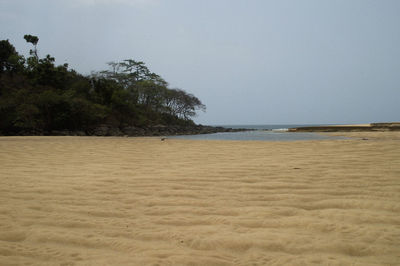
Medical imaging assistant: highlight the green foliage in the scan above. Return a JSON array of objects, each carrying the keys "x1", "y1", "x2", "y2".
[
  {"x1": 24, "y1": 34, "x2": 39, "y2": 59},
  {"x1": 0, "y1": 35, "x2": 206, "y2": 135},
  {"x1": 95, "y1": 60, "x2": 205, "y2": 120},
  {"x1": 0, "y1": 40, "x2": 25, "y2": 74},
  {"x1": 23, "y1": 35, "x2": 39, "y2": 46}
]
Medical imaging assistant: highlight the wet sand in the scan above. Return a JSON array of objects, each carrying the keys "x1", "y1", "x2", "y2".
[{"x1": 1, "y1": 133, "x2": 399, "y2": 265}]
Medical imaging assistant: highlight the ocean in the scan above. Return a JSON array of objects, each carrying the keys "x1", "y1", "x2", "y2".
[
  {"x1": 219, "y1": 124, "x2": 326, "y2": 131},
  {"x1": 170, "y1": 124, "x2": 345, "y2": 141}
]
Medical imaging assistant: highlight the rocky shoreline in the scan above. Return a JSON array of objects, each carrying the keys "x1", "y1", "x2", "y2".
[
  {"x1": 288, "y1": 122, "x2": 400, "y2": 132},
  {"x1": 1, "y1": 124, "x2": 248, "y2": 137}
]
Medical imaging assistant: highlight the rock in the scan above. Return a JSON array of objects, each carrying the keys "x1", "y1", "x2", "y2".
[
  {"x1": 18, "y1": 129, "x2": 44, "y2": 136},
  {"x1": 121, "y1": 126, "x2": 141, "y2": 136},
  {"x1": 5, "y1": 124, "x2": 249, "y2": 137},
  {"x1": 93, "y1": 124, "x2": 110, "y2": 136},
  {"x1": 108, "y1": 127, "x2": 123, "y2": 136},
  {"x1": 51, "y1": 130, "x2": 70, "y2": 136},
  {"x1": 74, "y1": 131, "x2": 86, "y2": 136}
]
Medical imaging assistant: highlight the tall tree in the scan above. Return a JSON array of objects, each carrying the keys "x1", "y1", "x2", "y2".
[
  {"x1": 0, "y1": 40, "x2": 24, "y2": 74},
  {"x1": 23, "y1": 34, "x2": 39, "y2": 60},
  {"x1": 0, "y1": 36, "x2": 207, "y2": 134}
]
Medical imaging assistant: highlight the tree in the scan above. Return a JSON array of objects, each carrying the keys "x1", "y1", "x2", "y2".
[
  {"x1": 23, "y1": 34, "x2": 39, "y2": 59},
  {"x1": 0, "y1": 40, "x2": 24, "y2": 74},
  {"x1": 162, "y1": 88, "x2": 206, "y2": 119},
  {"x1": 0, "y1": 35, "x2": 207, "y2": 134}
]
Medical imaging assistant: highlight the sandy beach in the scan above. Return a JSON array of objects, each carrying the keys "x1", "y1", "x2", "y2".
[{"x1": 1, "y1": 133, "x2": 399, "y2": 265}]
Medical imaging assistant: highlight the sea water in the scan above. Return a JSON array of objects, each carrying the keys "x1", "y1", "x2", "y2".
[
  {"x1": 220, "y1": 124, "x2": 324, "y2": 131},
  {"x1": 170, "y1": 124, "x2": 345, "y2": 141}
]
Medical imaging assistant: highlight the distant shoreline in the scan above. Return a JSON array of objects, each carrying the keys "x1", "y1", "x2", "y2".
[{"x1": 288, "y1": 122, "x2": 400, "y2": 132}]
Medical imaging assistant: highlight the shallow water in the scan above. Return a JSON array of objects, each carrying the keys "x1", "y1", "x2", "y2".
[
  {"x1": 217, "y1": 124, "x2": 324, "y2": 130},
  {"x1": 170, "y1": 130, "x2": 345, "y2": 141}
]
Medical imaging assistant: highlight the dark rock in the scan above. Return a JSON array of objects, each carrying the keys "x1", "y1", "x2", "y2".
[
  {"x1": 108, "y1": 127, "x2": 123, "y2": 136},
  {"x1": 4, "y1": 124, "x2": 250, "y2": 137},
  {"x1": 121, "y1": 126, "x2": 145, "y2": 136},
  {"x1": 93, "y1": 124, "x2": 110, "y2": 136},
  {"x1": 18, "y1": 129, "x2": 44, "y2": 136},
  {"x1": 74, "y1": 131, "x2": 86, "y2": 136},
  {"x1": 51, "y1": 130, "x2": 70, "y2": 136}
]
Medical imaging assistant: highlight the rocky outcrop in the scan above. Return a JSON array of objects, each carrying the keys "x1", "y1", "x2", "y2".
[
  {"x1": 117, "y1": 125, "x2": 246, "y2": 137},
  {"x1": 4, "y1": 124, "x2": 247, "y2": 137},
  {"x1": 371, "y1": 122, "x2": 400, "y2": 128},
  {"x1": 288, "y1": 123, "x2": 400, "y2": 132}
]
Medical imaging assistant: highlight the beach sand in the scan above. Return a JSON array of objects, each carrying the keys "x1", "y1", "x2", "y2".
[{"x1": 0, "y1": 133, "x2": 399, "y2": 265}]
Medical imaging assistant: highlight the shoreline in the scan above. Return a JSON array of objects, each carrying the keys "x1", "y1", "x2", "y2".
[
  {"x1": 4, "y1": 122, "x2": 400, "y2": 136},
  {"x1": 0, "y1": 124, "x2": 248, "y2": 137},
  {"x1": 288, "y1": 122, "x2": 400, "y2": 132}
]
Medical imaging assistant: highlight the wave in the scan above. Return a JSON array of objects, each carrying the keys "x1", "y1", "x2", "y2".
[{"x1": 271, "y1": 128, "x2": 289, "y2": 132}]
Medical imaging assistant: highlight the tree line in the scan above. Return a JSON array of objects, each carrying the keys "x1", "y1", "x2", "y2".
[{"x1": 0, "y1": 35, "x2": 205, "y2": 134}]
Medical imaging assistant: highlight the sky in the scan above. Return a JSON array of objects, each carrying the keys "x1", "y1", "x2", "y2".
[{"x1": 1, "y1": 0, "x2": 399, "y2": 125}]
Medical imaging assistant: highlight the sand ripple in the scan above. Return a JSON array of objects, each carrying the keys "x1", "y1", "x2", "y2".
[{"x1": 0, "y1": 134, "x2": 399, "y2": 265}]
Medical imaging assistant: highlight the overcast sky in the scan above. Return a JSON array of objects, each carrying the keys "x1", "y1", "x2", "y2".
[{"x1": 1, "y1": 0, "x2": 399, "y2": 125}]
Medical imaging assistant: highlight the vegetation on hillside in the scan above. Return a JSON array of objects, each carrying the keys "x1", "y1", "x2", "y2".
[{"x1": 0, "y1": 35, "x2": 206, "y2": 135}]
